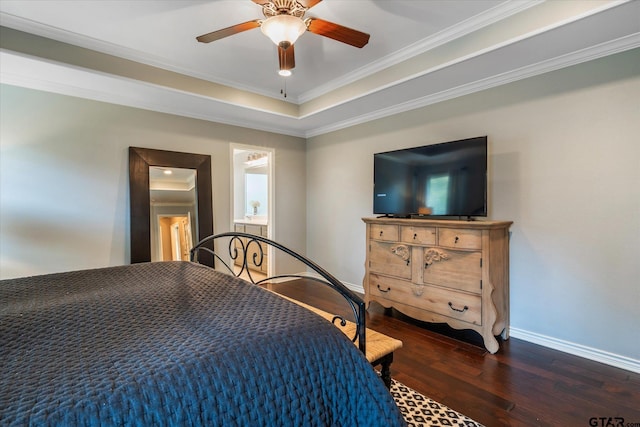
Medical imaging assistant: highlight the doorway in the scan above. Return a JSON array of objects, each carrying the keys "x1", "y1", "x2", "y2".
[
  {"x1": 231, "y1": 145, "x2": 274, "y2": 278},
  {"x1": 149, "y1": 165, "x2": 198, "y2": 262},
  {"x1": 157, "y1": 214, "x2": 193, "y2": 261}
]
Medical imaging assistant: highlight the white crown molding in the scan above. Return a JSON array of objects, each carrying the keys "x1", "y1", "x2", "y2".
[
  {"x1": 298, "y1": 0, "x2": 543, "y2": 103},
  {"x1": 1, "y1": 0, "x2": 633, "y2": 110},
  {"x1": 0, "y1": 0, "x2": 545, "y2": 105},
  {"x1": 300, "y1": 0, "x2": 635, "y2": 117},
  {"x1": 0, "y1": 50, "x2": 307, "y2": 138},
  {"x1": 303, "y1": 0, "x2": 632, "y2": 106},
  {"x1": 510, "y1": 327, "x2": 640, "y2": 374},
  {"x1": 305, "y1": 33, "x2": 640, "y2": 137},
  {"x1": 2, "y1": 0, "x2": 638, "y2": 139},
  {"x1": 3, "y1": 30, "x2": 637, "y2": 140},
  {"x1": 0, "y1": 11, "x2": 291, "y2": 103}
]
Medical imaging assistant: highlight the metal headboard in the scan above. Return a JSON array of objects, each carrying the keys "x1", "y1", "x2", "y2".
[{"x1": 190, "y1": 232, "x2": 366, "y2": 355}]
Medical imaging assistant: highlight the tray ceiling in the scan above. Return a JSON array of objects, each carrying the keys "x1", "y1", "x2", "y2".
[{"x1": 1, "y1": 0, "x2": 638, "y2": 137}]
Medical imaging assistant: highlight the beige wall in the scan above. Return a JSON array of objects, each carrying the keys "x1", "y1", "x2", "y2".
[
  {"x1": 306, "y1": 49, "x2": 640, "y2": 365},
  {"x1": 0, "y1": 85, "x2": 307, "y2": 278},
  {"x1": 1, "y1": 48, "x2": 638, "y2": 369}
]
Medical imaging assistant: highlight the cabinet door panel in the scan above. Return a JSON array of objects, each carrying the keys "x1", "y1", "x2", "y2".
[
  {"x1": 423, "y1": 249, "x2": 482, "y2": 294},
  {"x1": 368, "y1": 273, "x2": 407, "y2": 301},
  {"x1": 369, "y1": 241, "x2": 411, "y2": 279}
]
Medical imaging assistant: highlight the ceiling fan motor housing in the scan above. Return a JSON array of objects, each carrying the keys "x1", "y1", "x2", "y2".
[
  {"x1": 262, "y1": 0, "x2": 307, "y2": 18},
  {"x1": 196, "y1": 0, "x2": 369, "y2": 77}
]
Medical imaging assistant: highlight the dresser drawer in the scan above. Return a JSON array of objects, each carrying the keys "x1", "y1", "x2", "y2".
[
  {"x1": 438, "y1": 228, "x2": 482, "y2": 250},
  {"x1": 422, "y1": 248, "x2": 482, "y2": 294},
  {"x1": 369, "y1": 273, "x2": 481, "y2": 325},
  {"x1": 368, "y1": 241, "x2": 411, "y2": 280},
  {"x1": 400, "y1": 226, "x2": 436, "y2": 245},
  {"x1": 370, "y1": 224, "x2": 399, "y2": 242},
  {"x1": 369, "y1": 273, "x2": 408, "y2": 301}
]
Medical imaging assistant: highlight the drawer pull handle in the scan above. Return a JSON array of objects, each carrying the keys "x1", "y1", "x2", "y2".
[
  {"x1": 448, "y1": 302, "x2": 468, "y2": 313},
  {"x1": 377, "y1": 285, "x2": 391, "y2": 293},
  {"x1": 379, "y1": 231, "x2": 384, "y2": 237},
  {"x1": 454, "y1": 236, "x2": 459, "y2": 244},
  {"x1": 413, "y1": 233, "x2": 417, "y2": 240}
]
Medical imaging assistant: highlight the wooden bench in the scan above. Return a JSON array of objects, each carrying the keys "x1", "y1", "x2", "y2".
[{"x1": 277, "y1": 294, "x2": 403, "y2": 388}]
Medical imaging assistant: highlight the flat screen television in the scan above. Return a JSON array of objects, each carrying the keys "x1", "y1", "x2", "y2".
[{"x1": 373, "y1": 136, "x2": 487, "y2": 218}]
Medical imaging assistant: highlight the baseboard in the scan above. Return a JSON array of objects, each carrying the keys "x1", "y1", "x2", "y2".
[
  {"x1": 509, "y1": 327, "x2": 640, "y2": 374},
  {"x1": 289, "y1": 274, "x2": 639, "y2": 374},
  {"x1": 344, "y1": 280, "x2": 639, "y2": 374},
  {"x1": 342, "y1": 281, "x2": 365, "y2": 295}
]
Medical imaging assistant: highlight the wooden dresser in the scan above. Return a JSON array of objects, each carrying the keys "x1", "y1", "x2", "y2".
[{"x1": 362, "y1": 217, "x2": 512, "y2": 353}]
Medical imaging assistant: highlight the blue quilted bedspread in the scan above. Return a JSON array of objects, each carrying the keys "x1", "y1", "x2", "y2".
[{"x1": 1, "y1": 261, "x2": 405, "y2": 426}]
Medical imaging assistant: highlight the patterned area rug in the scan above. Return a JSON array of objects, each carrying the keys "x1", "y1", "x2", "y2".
[{"x1": 391, "y1": 379, "x2": 484, "y2": 427}]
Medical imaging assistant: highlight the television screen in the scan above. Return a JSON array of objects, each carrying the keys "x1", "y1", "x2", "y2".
[{"x1": 373, "y1": 136, "x2": 487, "y2": 218}]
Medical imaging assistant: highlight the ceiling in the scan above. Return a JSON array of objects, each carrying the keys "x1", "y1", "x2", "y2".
[
  {"x1": 150, "y1": 166, "x2": 197, "y2": 205},
  {"x1": 1, "y1": 0, "x2": 638, "y2": 138}
]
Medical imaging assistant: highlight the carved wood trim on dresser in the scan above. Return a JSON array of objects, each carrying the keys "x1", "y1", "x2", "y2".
[{"x1": 362, "y1": 217, "x2": 512, "y2": 353}]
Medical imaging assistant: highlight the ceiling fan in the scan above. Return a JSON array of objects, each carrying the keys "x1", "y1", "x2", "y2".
[{"x1": 196, "y1": 0, "x2": 370, "y2": 76}]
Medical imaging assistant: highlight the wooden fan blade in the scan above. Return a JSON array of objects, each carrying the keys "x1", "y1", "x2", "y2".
[
  {"x1": 278, "y1": 45, "x2": 295, "y2": 71},
  {"x1": 196, "y1": 20, "x2": 261, "y2": 43},
  {"x1": 307, "y1": 18, "x2": 370, "y2": 48}
]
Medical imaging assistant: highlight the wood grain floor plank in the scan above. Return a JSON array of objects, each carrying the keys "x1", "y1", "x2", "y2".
[{"x1": 266, "y1": 280, "x2": 640, "y2": 426}]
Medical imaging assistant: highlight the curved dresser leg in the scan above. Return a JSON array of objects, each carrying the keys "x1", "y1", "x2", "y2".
[{"x1": 483, "y1": 333, "x2": 500, "y2": 354}]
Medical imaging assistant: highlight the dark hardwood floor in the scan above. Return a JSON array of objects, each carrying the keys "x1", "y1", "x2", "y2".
[{"x1": 268, "y1": 280, "x2": 640, "y2": 427}]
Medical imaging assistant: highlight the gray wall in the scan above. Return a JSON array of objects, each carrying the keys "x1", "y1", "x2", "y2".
[
  {"x1": 306, "y1": 49, "x2": 640, "y2": 367},
  {"x1": 0, "y1": 85, "x2": 307, "y2": 278}
]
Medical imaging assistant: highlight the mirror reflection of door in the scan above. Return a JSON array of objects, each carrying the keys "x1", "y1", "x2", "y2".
[
  {"x1": 232, "y1": 146, "x2": 273, "y2": 279},
  {"x1": 149, "y1": 166, "x2": 198, "y2": 262},
  {"x1": 158, "y1": 214, "x2": 193, "y2": 261}
]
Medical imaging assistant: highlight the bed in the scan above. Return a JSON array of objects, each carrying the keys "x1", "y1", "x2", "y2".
[{"x1": 0, "y1": 233, "x2": 405, "y2": 426}]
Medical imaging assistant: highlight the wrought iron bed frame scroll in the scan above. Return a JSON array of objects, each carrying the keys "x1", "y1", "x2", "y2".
[{"x1": 190, "y1": 232, "x2": 367, "y2": 356}]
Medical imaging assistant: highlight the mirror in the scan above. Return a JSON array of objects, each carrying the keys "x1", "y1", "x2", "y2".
[
  {"x1": 129, "y1": 147, "x2": 213, "y2": 266},
  {"x1": 149, "y1": 166, "x2": 197, "y2": 261}
]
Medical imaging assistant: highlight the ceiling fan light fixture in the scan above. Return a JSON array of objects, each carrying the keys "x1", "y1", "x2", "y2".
[
  {"x1": 278, "y1": 69, "x2": 292, "y2": 77},
  {"x1": 261, "y1": 15, "x2": 306, "y2": 47}
]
